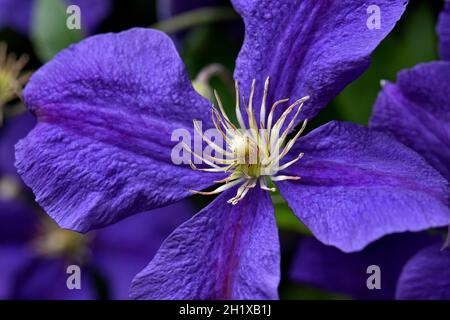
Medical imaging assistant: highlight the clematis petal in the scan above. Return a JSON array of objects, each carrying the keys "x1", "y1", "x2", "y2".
[
  {"x1": 277, "y1": 121, "x2": 450, "y2": 253},
  {"x1": 130, "y1": 187, "x2": 280, "y2": 300},
  {"x1": 231, "y1": 0, "x2": 407, "y2": 121},
  {"x1": 290, "y1": 233, "x2": 438, "y2": 299},
  {"x1": 438, "y1": 2, "x2": 450, "y2": 61},
  {"x1": 396, "y1": 243, "x2": 450, "y2": 300},
  {"x1": 16, "y1": 28, "x2": 218, "y2": 232},
  {"x1": 370, "y1": 62, "x2": 450, "y2": 181}
]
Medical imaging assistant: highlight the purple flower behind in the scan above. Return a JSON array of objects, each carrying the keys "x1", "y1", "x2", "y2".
[
  {"x1": 0, "y1": 0, "x2": 32, "y2": 35},
  {"x1": 0, "y1": 113, "x2": 194, "y2": 300},
  {"x1": 0, "y1": 199, "x2": 36, "y2": 244},
  {"x1": 0, "y1": 198, "x2": 194, "y2": 299},
  {"x1": 290, "y1": 233, "x2": 439, "y2": 300},
  {"x1": 367, "y1": 3, "x2": 450, "y2": 300},
  {"x1": 0, "y1": 113, "x2": 36, "y2": 176},
  {"x1": 0, "y1": 0, "x2": 111, "y2": 36},
  {"x1": 291, "y1": 3, "x2": 450, "y2": 301},
  {"x1": 369, "y1": 63, "x2": 450, "y2": 298},
  {"x1": 0, "y1": 114, "x2": 36, "y2": 248},
  {"x1": 370, "y1": 62, "x2": 450, "y2": 181},
  {"x1": 437, "y1": 2, "x2": 450, "y2": 61},
  {"x1": 291, "y1": 66, "x2": 450, "y2": 301},
  {"x1": 396, "y1": 243, "x2": 450, "y2": 299},
  {"x1": 15, "y1": 0, "x2": 450, "y2": 299}
]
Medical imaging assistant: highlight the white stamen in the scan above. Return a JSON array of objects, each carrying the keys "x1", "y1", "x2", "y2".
[
  {"x1": 234, "y1": 80, "x2": 247, "y2": 130},
  {"x1": 189, "y1": 77, "x2": 309, "y2": 204}
]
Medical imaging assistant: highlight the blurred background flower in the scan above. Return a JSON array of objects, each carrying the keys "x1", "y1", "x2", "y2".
[
  {"x1": 0, "y1": 108, "x2": 195, "y2": 299},
  {"x1": 0, "y1": 43, "x2": 29, "y2": 125},
  {"x1": 289, "y1": 233, "x2": 442, "y2": 300},
  {"x1": 0, "y1": 0, "x2": 448, "y2": 300},
  {"x1": 0, "y1": 199, "x2": 194, "y2": 299}
]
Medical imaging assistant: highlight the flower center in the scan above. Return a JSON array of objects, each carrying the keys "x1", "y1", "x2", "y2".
[{"x1": 187, "y1": 77, "x2": 309, "y2": 204}]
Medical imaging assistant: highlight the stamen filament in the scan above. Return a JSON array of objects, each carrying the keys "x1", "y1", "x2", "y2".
[
  {"x1": 275, "y1": 152, "x2": 304, "y2": 171},
  {"x1": 259, "y1": 77, "x2": 270, "y2": 129},
  {"x1": 259, "y1": 177, "x2": 276, "y2": 192},
  {"x1": 190, "y1": 178, "x2": 245, "y2": 195},
  {"x1": 193, "y1": 119, "x2": 233, "y2": 158},
  {"x1": 182, "y1": 143, "x2": 223, "y2": 168},
  {"x1": 214, "y1": 89, "x2": 232, "y2": 125},
  {"x1": 186, "y1": 77, "x2": 309, "y2": 204},
  {"x1": 267, "y1": 98, "x2": 290, "y2": 134},
  {"x1": 234, "y1": 80, "x2": 247, "y2": 129},
  {"x1": 271, "y1": 175, "x2": 301, "y2": 181}
]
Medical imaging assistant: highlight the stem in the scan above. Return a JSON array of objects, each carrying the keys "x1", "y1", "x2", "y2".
[
  {"x1": 195, "y1": 63, "x2": 234, "y2": 93},
  {"x1": 151, "y1": 6, "x2": 239, "y2": 34}
]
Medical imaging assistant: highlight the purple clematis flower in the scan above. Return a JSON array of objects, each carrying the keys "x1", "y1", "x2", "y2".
[
  {"x1": 368, "y1": 2, "x2": 450, "y2": 300},
  {"x1": 289, "y1": 233, "x2": 440, "y2": 300},
  {"x1": 0, "y1": 113, "x2": 36, "y2": 176},
  {"x1": 0, "y1": 0, "x2": 111, "y2": 35},
  {"x1": 14, "y1": 0, "x2": 450, "y2": 299}
]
